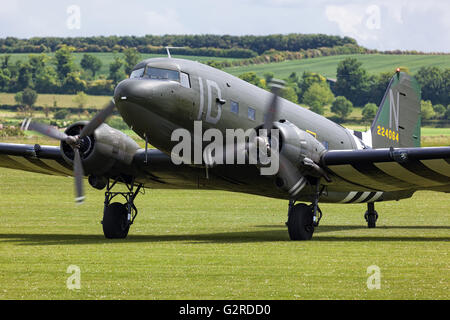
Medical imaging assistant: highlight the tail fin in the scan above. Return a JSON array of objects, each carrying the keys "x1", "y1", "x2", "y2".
[{"x1": 371, "y1": 71, "x2": 421, "y2": 148}]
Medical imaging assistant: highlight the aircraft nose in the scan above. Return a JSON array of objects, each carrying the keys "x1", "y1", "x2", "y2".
[{"x1": 114, "y1": 79, "x2": 153, "y2": 103}]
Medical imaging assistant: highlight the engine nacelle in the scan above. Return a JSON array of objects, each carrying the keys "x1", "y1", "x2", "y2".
[
  {"x1": 60, "y1": 121, "x2": 140, "y2": 175},
  {"x1": 273, "y1": 120, "x2": 327, "y2": 168},
  {"x1": 267, "y1": 120, "x2": 327, "y2": 197}
]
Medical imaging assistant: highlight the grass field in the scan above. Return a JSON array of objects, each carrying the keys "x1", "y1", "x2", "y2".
[
  {"x1": 0, "y1": 92, "x2": 111, "y2": 110},
  {"x1": 225, "y1": 54, "x2": 450, "y2": 79},
  {"x1": 0, "y1": 167, "x2": 448, "y2": 300},
  {"x1": 3, "y1": 53, "x2": 449, "y2": 81}
]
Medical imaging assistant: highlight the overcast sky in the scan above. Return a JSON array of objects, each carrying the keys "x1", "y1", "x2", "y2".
[{"x1": 1, "y1": 0, "x2": 449, "y2": 52}]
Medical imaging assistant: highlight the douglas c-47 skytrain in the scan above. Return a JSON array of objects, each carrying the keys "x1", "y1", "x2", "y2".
[{"x1": 0, "y1": 56, "x2": 449, "y2": 240}]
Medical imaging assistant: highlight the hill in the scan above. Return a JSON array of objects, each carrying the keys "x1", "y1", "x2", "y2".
[{"x1": 224, "y1": 54, "x2": 450, "y2": 79}]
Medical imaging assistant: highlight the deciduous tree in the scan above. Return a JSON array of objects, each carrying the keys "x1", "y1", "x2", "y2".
[
  {"x1": 81, "y1": 53, "x2": 102, "y2": 78},
  {"x1": 331, "y1": 96, "x2": 353, "y2": 120}
]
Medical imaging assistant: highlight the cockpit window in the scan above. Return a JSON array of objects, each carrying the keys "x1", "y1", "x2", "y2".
[
  {"x1": 180, "y1": 72, "x2": 191, "y2": 88},
  {"x1": 130, "y1": 68, "x2": 144, "y2": 79},
  {"x1": 131, "y1": 66, "x2": 191, "y2": 88},
  {"x1": 144, "y1": 67, "x2": 180, "y2": 82}
]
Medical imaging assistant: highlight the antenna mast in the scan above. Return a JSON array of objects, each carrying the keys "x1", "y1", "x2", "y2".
[{"x1": 165, "y1": 46, "x2": 186, "y2": 58}]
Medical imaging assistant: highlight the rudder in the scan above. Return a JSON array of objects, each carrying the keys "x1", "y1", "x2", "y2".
[{"x1": 371, "y1": 71, "x2": 421, "y2": 148}]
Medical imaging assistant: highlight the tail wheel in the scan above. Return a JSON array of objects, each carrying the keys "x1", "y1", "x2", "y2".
[
  {"x1": 102, "y1": 202, "x2": 130, "y2": 239},
  {"x1": 287, "y1": 203, "x2": 315, "y2": 240},
  {"x1": 365, "y1": 210, "x2": 378, "y2": 228}
]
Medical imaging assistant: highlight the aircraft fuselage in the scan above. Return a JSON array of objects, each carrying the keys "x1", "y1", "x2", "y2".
[{"x1": 114, "y1": 58, "x2": 414, "y2": 203}]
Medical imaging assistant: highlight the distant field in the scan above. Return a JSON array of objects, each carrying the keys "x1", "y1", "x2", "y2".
[
  {"x1": 344, "y1": 126, "x2": 449, "y2": 147},
  {"x1": 225, "y1": 54, "x2": 450, "y2": 79},
  {"x1": 0, "y1": 52, "x2": 244, "y2": 78},
  {"x1": 4, "y1": 53, "x2": 450, "y2": 81},
  {"x1": 0, "y1": 92, "x2": 111, "y2": 109}
]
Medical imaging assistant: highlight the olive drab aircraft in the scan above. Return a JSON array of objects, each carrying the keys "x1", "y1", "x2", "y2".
[{"x1": 0, "y1": 54, "x2": 449, "y2": 241}]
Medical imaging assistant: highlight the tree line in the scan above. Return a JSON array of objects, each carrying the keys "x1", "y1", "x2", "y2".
[
  {"x1": 0, "y1": 46, "x2": 141, "y2": 95},
  {"x1": 0, "y1": 34, "x2": 358, "y2": 56},
  {"x1": 239, "y1": 58, "x2": 450, "y2": 122},
  {"x1": 206, "y1": 44, "x2": 366, "y2": 69}
]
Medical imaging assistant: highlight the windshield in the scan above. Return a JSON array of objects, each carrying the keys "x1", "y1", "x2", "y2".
[
  {"x1": 130, "y1": 68, "x2": 144, "y2": 79},
  {"x1": 144, "y1": 67, "x2": 180, "y2": 81}
]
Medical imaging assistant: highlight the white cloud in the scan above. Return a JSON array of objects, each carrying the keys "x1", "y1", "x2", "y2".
[
  {"x1": 325, "y1": 4, "x2": 378, "y2": 42},
  {"x1": 324, "y1": 1, "x2": 450, "y2": 51}
]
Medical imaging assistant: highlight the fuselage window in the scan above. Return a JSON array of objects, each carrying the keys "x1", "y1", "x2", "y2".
[
  {"x1": 144, "y1": 67, "x2": 180, "y2": 82},
  {"x1": 248, "y1": 107, "x2": 256, "y2": 121},
  {"x1": 130, "y1": 68, "x2": 145, "y2": 79},
  {"x1": 180, "y1": 72, "x2": 191, "y2": 88},
  {"x1": 231, "y1": 100, "x2": 239, "y2": 114}
]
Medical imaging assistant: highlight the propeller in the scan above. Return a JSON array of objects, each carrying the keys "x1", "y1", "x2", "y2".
[
  {"x1": 261, "y1": 80, "x2": 308, "y2": 197},
  {"x1": 202, "y1": 79, "x2": 306, "y2": 197},
  {"x1": 203, "y1": 79, "x2": 285, "y2": 168},
  {"x1": 263, "y1": 79, "x2": 285, "y2": 131},
  {"x1": 22, "y1": 99, "x2": 116, "y2": 204}
]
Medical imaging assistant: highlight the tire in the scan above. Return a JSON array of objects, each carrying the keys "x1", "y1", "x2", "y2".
[
  {"x1": 367, "y1": 211, "x2": 378, "y2": 228},
  {"x1": 287, "y1": 203, "x2": 314, "y2": 240},
  {"x1": 102, "y1": 202, "x2": 130, "y2": 239}
]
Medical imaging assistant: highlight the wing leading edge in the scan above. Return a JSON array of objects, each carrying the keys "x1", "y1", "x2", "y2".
[
  {"x1": 0, "y1": 143, "x2": 74, "y2": 176},
  {"x1": 322, "y1": 147, "x2": 450, "y2": 192},
  {"x1": 0, "y1": 143, "x2": 203, "y2": 189}
]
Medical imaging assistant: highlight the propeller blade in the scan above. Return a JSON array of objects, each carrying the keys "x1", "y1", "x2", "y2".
[
  {"x1": 276, "y1": 152, "x2": 307, "y2": 197},
  {"x1": 73, "y1": 148, "x2": 85, "y2": 204},
  {"x1": 24, "y1": 119, "x2": 68, "y2": 141},
  {"x1": 79, "y1": 100, "x2": 116, "y2": 138},
  {"x1": 263, "y1": 79, "x2": 285, "y2": 131}
]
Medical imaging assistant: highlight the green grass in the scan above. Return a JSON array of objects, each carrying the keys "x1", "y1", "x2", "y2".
[
  {"x1": 4, "y1": 53, "x2": 449, "y2": 81},
  {"x1": 421, "y1": 127, "x2": 450, "y2": 136},
  {"x1": 0, "y1": 92, "x2": 111, "y2": 109},
  {"x1": 225, "y1": 54, "x2": 450, "y2": 79},
  {"x1": 0, "y1": 167, "x2": 448, "y2": 299}
]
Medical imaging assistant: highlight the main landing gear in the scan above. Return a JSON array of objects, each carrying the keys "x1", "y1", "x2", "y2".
[
  {"x1": 286, "y1": 183, "x2": 323, "y2": 241},
  {"x1": 101, "y1": 177, "x2": 143, "y2": 239},
  {"x1": 364, "y1": 202, "x2": 378, "y2": 228}
]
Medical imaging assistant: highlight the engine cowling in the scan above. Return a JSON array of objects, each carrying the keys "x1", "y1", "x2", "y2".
[
  {"x1": 60, "y1": 121, "x2": 140, "y2": 175},
  {"x1": 269, "y1": 120, "x2": 327, "y2": 197},
  {"x1": 274, "y1": 120, "x2": 327, "y2": 166}
]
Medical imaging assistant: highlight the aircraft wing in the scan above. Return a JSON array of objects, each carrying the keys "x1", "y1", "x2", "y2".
[
  {"x1": 321, "y1": 147, "x2": 450, "y2": 192},
  {"x1": 0, "y1": 143, "x2": 74, "y2": 176},
  {"x1": 0, "y1": 143, "x2": 182, "y2": 180},
  {"x1": 0, "y1": 143, "x2": 202, "y2": 189},
  {"x1": 2, "y1": 143, "x2": 449, "y2": 194}
]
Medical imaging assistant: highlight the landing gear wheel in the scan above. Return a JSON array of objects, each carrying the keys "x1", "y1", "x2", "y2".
[
  {"x1": 102, "y1": 177, "x2": 143, "y2": 239},
  {"x1": 364, "y1": 211, "x2": 378, "y2": 228},
  {"x1": 287, "y1": 203, "x2": 315, "y2": 240},
  {"x1": 102, "y1": 202, "x2": 130, "y2": 239},
  {"x1": 364, "y1": 203, "x2": 378, "y2": 228}
]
